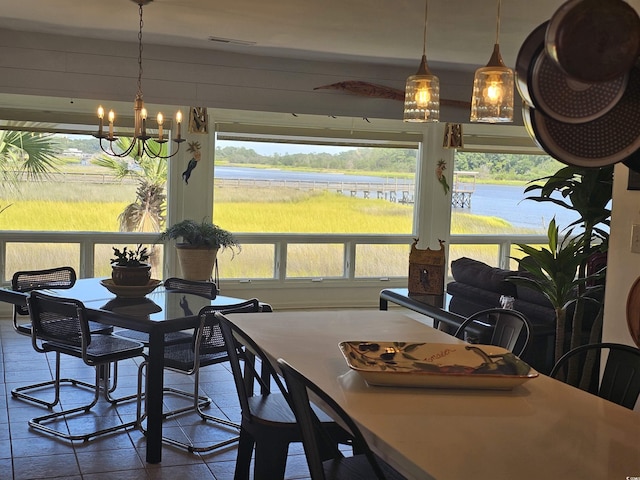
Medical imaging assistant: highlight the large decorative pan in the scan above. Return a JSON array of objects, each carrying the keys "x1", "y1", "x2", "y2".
[
  {"x1": 516, "y1": 21, "x2": 628, "y2": 124},
  {"x1": 546, "y1": 0, "x2": 640, "y2": 83},
  {"x1": 522, "y1": 61, "x2": 640, "y2": 168}
]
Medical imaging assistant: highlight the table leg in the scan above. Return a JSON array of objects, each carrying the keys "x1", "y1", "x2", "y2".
[
  {"x1": 379, "y1": 297, "x2": 389, "y2": 310},
  {"x1": 145, "y1": 330, "x2": 165, "y2": 463}
]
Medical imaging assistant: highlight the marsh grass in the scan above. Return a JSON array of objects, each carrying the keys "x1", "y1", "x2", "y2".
[{"x1": 1, "y1": 182, "x2": 536, "y2": 277}]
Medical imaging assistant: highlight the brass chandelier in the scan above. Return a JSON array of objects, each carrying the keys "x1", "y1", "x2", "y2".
[{"x1": 94, "y1": 0, "x2": 185, "y2": 159}]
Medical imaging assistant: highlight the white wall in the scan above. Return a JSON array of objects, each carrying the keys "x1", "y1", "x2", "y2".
[{"x1": 603, "y1": 163, "x2": 640, "y2": 348}]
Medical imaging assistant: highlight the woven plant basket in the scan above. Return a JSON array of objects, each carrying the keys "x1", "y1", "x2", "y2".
[{"x1": 176, "y1": 245, "x2": 219, "y2": 281}]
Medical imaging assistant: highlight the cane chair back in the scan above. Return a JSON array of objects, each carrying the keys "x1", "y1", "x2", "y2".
[
  {"x1": 11, "y1": 266, "x2": 76, "y2": 335},
  {"x1": 164, "y1": 276, "x2": 218, "y2": 298}
]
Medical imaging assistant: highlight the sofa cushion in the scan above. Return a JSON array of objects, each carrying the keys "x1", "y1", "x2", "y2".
[
  {"x1": 450, "y1": 257, "x2": 517, "y2": 297},
  {"x1": 515, "y1": 283, "x2": 554, "y2": 309}
]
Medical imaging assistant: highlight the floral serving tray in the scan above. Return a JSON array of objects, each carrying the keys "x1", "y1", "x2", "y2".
[
  {"x1": 100, "y1": 279, "x2": 162, "y2": 298},
  {"x1": 338, "y1": 341, "x2": 538, "y2": 390}
]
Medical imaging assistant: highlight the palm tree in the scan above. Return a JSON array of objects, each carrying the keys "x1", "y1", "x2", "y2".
[
  {"x1": 0, "y1": 129, "x2": 62, "y2": 213},
  {"x1": 92, "y1": 139, "x2": 167, "y2": 277},
  {"x1": 0, "y1": 130, "x2": 61, "y2": 180},
  {"x1": 92, "y1": 138, "x2": 167, "y2": 233}
]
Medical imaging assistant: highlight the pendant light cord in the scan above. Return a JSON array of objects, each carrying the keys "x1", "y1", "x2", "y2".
[
  {"x1": 422, "y1": 0, "x2": 428, "y2": 56},
  {"x1": 495, "y1": 0, "x2": 501, "y2": 45}
]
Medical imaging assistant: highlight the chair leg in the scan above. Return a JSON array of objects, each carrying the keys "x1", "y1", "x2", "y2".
[
  {"x1": 234, "y1": 429, "x2": 256, "y2": 480},
  {"x1": 29, "y1": 366, "x2": 137, "y2": 442},
  {"x1": 253, "y1": 439, "x2": 290, "y2": 480},
  {"x1": 102, "y1": 362, "x2": 139, "y2": 404},
  {"x1": 136, "y1": 361, "x2": 240, "y2": 453},
  {"x1": 11, "y1": 351, "x2": 95, "y2": 409}
]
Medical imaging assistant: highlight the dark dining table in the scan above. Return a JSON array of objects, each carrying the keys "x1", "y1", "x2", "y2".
[{"x1": 0, "y1": 277, "x2": 255, "y2": 464}]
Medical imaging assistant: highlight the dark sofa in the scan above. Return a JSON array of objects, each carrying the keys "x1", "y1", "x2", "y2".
[{"x1": 446, "y1": 257, "x2": 600, "y2": 374}]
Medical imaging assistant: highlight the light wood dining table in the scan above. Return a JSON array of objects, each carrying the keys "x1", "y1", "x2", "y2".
[{"x1": 228, "y1": 309, "x2": 640, "y2": 480}]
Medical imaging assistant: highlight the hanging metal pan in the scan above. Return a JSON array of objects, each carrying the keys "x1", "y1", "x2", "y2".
[
  {"x1": 545, "y1": 0, "x2": 640, "y2": 83},
  {"x1": 522, "y1": 61, "x2": 640, "y2": 168},
  {"x1": 516, "y1": 21, "x2": 628, "y2": 124}
]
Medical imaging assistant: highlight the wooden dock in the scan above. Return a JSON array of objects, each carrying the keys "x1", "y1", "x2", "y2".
[{"x1": 451, "y1": 171, "x2": 477, "y2": 208}]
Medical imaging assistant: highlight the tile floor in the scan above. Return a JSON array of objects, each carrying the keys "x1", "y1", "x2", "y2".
[{"x1": 0, "y1": 318, "x2": 313, "y2": 480}]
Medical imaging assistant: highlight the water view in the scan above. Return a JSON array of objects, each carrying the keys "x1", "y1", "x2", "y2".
[{"x1": 215, "y1": 166, "x2": 579, "y2": 231}]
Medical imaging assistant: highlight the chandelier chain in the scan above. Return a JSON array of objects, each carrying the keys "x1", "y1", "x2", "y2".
[{"x1": 137, "y1": 2, "x2": 144, "y2": 97}]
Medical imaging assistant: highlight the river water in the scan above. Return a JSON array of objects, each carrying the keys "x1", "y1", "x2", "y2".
[{"x1": 215, "y1": 166, "x2": 581, "y2": 231}]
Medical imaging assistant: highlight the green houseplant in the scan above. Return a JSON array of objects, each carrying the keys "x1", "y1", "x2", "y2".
[
  {"x1": 157, "y1": 219, "x2": 240, "y2": 281},
  {"x1": 110, "y1": 244, "x2": 151, "y2": 286}
]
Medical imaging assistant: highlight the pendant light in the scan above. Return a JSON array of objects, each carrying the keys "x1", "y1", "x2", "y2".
[
  {"x1": 403, "y1": 0, "x2": 439, "y2": 122},
  {"x1": 470, "y1": 0, "x2": 514, "y2": 123}
]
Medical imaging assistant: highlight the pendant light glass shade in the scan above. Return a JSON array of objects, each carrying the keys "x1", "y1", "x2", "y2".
[
  {"x1": 470, "y1": 0, "x2": 514, "y2": 123},
  {"x1": 404, "y1": 55, "x2": 440, "y2": 122},
  {"x1": 404, "y1": 0, "x2": 439, "y2": 122}
]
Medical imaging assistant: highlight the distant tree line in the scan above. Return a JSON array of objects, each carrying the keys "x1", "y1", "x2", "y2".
[
  {"x1": 55, "y1": 137, "x2": 564, "y2": 182},
  {"x1": 215, "y1": 146, "x2": 563, "y2": 181}
]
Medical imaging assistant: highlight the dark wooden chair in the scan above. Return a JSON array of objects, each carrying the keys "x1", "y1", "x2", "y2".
[
  {"x1": 136, "y1": 299, "x2": 270, "y2": 452},
  {"x1": 550, "y1": 342, "x2": 640, "y2": 410},
  {"x1": 217, "y1": 312, "x2": 352, "y2": 480},
  {"x1": 454, "y1": 308, "x2": 531, "y2": 357},
  {"x1": 10, "y1": 266, "x2": 111, "y2": 408},
  {"x1": 27, "y1": 291, "x2": 145, "y2": 441},
  {"x1": 278, "y1": 358, "x2": 406, "y2": 480}
]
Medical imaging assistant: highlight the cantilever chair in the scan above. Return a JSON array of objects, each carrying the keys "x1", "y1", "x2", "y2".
[
  {"x1": 27, "y1": 291, "x2": 145, "y2": 441},
  {"x1": 114, "y1": 277, "x2": 218, "y2": 346},
  {"x1": 278, "y1": 359, "x2": 406, "y2": 480},
  {"x1": 136, "y1": 299, "x2": 270, "y2": 453},
  {"x1": 454, "y1": 308, "x2": 532, "y2": 357},
  {"x1": 11, "y1": 266, "x2": 112, "y2": 408},
  {"x1": 218, "y1": 313, "x2": 352, "y2": 480},
  {"x1": 550, "y1": 342, "x2": 640, "y2": 410}
]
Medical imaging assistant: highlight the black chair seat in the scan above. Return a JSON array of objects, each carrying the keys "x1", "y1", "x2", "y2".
[
  {"x1": 43, "y1": 335, "x2": 144, "y2": 364},
  {"x1": 114, "y1": 329, "x2": 192, "y2": 345},
  {"x1": 162, "y1": 343, "x2": 228, "y2": 371}
]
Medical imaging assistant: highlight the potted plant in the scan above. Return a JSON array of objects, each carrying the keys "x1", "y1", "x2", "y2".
[
  {"x1": 157, "y1": 219, "x2": 240, "y2": 281},
  {"x1": 110, "y1": 244, "x2": 151, "y2": 286}
]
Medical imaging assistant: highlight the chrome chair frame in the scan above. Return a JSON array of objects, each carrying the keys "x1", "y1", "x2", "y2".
[
  {"x1": 27, "y1": 291, "x2": 145, "y2": 441},
  {"x1": 136, "y1": 299, "x2": 270, "y2": 453}
]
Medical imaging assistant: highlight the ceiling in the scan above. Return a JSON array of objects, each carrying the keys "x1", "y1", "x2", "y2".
[{"x1": 0, "y1": 0, "x2": 620, "y2": 73}]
